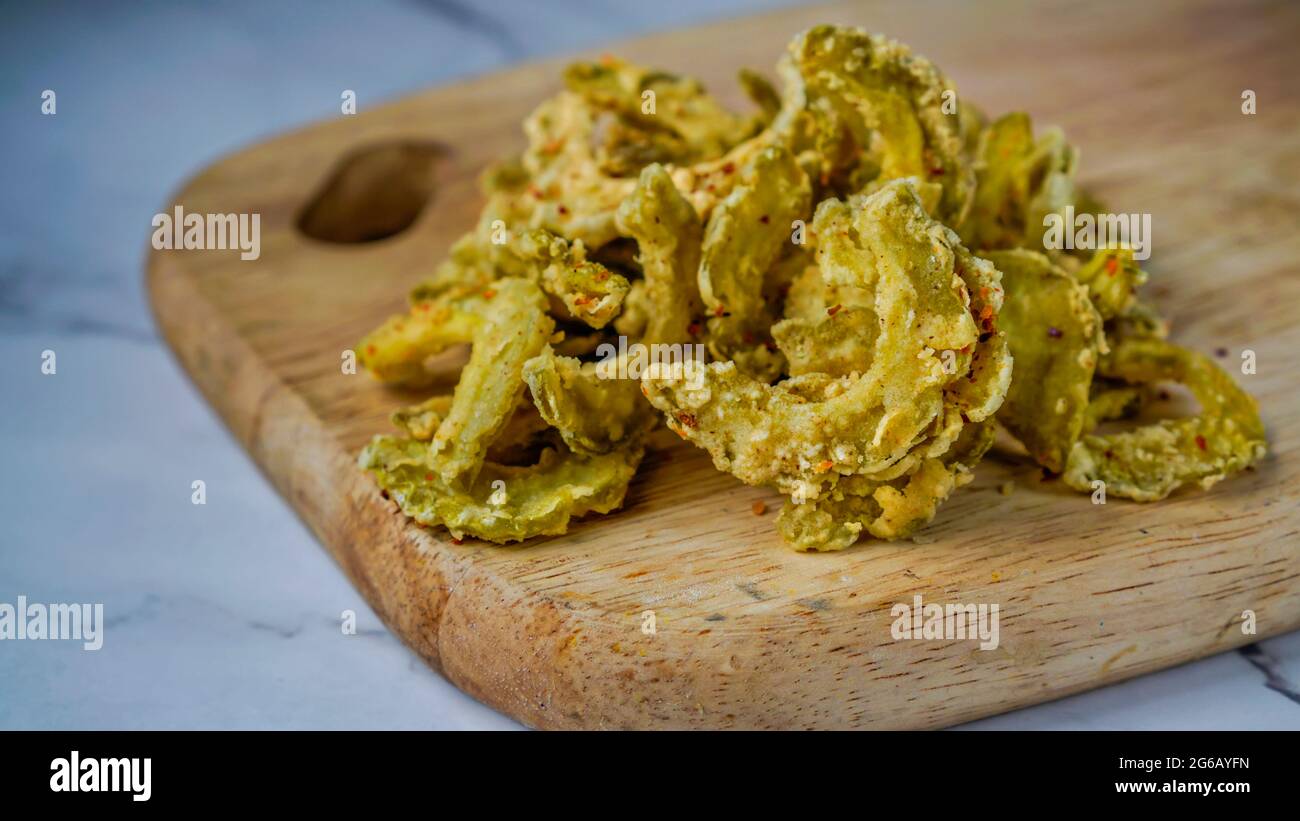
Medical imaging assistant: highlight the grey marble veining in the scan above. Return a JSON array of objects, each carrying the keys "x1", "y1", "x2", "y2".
[{"x1": 1, "y1": 0, "x2": 1296, "y2": 730}]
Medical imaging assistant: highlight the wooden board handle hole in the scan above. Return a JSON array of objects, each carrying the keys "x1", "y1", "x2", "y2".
[{"x1": 297, "y1": 141, "x2": 443, "y2": 243}]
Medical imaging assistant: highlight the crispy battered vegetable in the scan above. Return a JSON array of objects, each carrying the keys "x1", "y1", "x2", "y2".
[
  {"x1": 1082, "y1": 382, "x2": 1148, "y2": 433},
  {"x1": 429, "y1": 278, "x2": 554, "y2": 485},
  {"x1": 361, "y1": 435, "x2": 643, "y2": 543},
  {"x1": 613, "y1": 164, "x2": 704, "y2": 344},
  {"x1": 772, "y1": 305, "x2": 879, "y2": 377},
  {"x1": 643, "y1": 180, "x2": 1010, "y2": 512},
  {"x1": 513, "y1": 230, "x2": 630, "y2": 329},
  {"x1": 985, "y1": 249, "x2": 1103, "y2": 472},
  {"x1": 358, "y1": 283, "x2": 486, "y2": 385},
  {"x1": 777, "y1": 421, "x2": 995, "y2": 550},
  {"x1": 393, "y1": 394, "x2": 553, "y2": 463},
  {"x1": 565, "y1": 56, "x2": 756, "y2": 165},
  {"x1": 960, "y1": 112, "x2": 1078, "y2": 252},
  {"x1": 391, "y1": 395, "x2": 454, "y2": 441},
  {"x1": 790, "y1": 25, "x2": 974, "y2": 223},
  {"x1": 1072, "y1": 247, "x2": 1147, "y2": 321},
  {"x1": 1063, "y1": 338, "x2": 1266, "y2": 501},
  {"x1": 698, "y1": 145, "x2": 811, "y2": 376},
  {"x1": 523, "y1": 345, "x2": 655, "y2": 455},
  {"x1": 355, "y1": 23, "x2": 1267, "y2": 550}
]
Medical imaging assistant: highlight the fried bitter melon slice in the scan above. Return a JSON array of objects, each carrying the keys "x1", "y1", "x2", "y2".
[
  {"x1": 512, "y1": 229, "x2": 630, "y2": 329},
  {"x1": 391, "y1": 395, "x2": 454, "y2": 441},
  {"x1": 697, "y1": 145, "x2": 811, "y2": 377},
  {"x1": 393, "y1": 395, "x2": 551, "y2": 463},
  {"x1": 984, "y1": 248, "x2": 1104, "y2": 473},
  {"x1": 776, "y1": 420, "x2": 996, "y2": 550},
  {"x1": 613, "y1": 164, "x2": 705, "y2": 345},
  {"x1": 428, "y1": 278, "x2": 554, "y2": 486},
  {"x1": 522, "y1": 345, "x2": 655, "y2": 455},
  {"x1": 1081, "y1": 382, "x2": 1148, "y2": 434},
  {"x1": 789, "y1": 25, "x2": 974, "y2": 224},
  {"x1": 959, "y1": 112, "x2": 1078, "y2": 252},
  {"x1": 357, "y1": 281, "x2": 487, "y2": 385},
  {"x1": 642, "y1": 179, "x2": 1010, "y2": 501},
  {"x1": 772, "y1": 253, "x2": 880, "y2": 377},
  {"x1": 1062, "y1": 337, "x2": 1266, "y2": 501},
  {"x1": 361, "y1": 435, "x2": 643, "y2": 543},
  {"x1": 1070, "y1": 246, "x2": 1147, "y2": 321},
  {"x1": 564, "y1": 56, "x2": 756, "y2": 165}
]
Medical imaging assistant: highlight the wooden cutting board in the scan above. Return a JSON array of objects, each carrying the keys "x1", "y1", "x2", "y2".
[{"x1": 147, "y1": 0, "x2": 1300, "y2": 729}]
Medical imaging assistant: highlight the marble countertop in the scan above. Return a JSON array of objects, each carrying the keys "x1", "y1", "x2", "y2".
[{"x1": 1, "y1": 0, "x2": 1296, "y2": 730}]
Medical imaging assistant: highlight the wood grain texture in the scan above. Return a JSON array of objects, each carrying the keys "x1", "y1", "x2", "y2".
[{"x1": 147, "y1": 0, "x2": 1300, "y2": 729}]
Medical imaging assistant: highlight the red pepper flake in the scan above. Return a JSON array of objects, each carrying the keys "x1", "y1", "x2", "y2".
[
  {"x1": 557, "y1": 204, "x2": 569, "y2": 215},
  {"x1": 598, "y1": 53, "x2": 616, "y2": 67},
  {"x1": 1195, "y1": 435, "x2": 1208, "y2": 451},
  {"x1": 930, "y1": 165, "x2": 944, "y2": 176},
  {"x1": 722, "y1": 162, "x2": 736, "y2": 174},
  {"x1": 1047, "y1": 326, "x2": 1062, "y2": 339},
  {"x1": 687, "y1": 320, "x2": 702, "y2": 336},
  {"x1": 424, "y1": 472, "x2": 434, "y2": 481},
  {"x1": 573, "y1": 294, "x2": 593, "y2": 306},
  {"x1": 815, "y1": 460, "x2": 834, "y2": 473},
  {"x1": 482, "y1": 289, "x2": 496, "y2": 299},
  {"x1": 712, "y1": 304, "x2": 727, "y2": 318},
  {"x1": 751, "y1": 500, "x2": 767, "y2": 516},
  {"x1": 675, "y1": 411, "x2": 698, "y2": 429},
  {"x1": 451, "y1": 537, "x2": 464, "y2": 545},
  {"x1": 741, "y1": 331, "x2": 756, "y2": 345},
  {"x1": 594, "y1": 270, "x2": 608, "y2": 281},
  {"x1": 366, "y1": 344, "x2": 377, "y2": 355},
  {"x1": 827, "y1": 304, "x2": 843, "y2": 317},
  {"x1": 759, "y1": 214, "x2": 770, "y2": 224},
  {"x1": 528, "y1": 186, "x2": 544, "y2": 199},
  {"x1": 640, "y1": 383, "x2": 650, "y2": 397},
  {"x1": 979, "y1": 305, "x2": 994, "y2": 322},
  {"x1": 1105, "y1": 257, "x2": 1119, "y2": 276},
  {"x1": 541, "y1": 139, "x2": 562, "y2": 155}
]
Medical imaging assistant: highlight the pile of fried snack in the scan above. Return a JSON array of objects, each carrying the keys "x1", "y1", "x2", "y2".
[{"x1": 356, "y1": 25, "x2": 1266, "y2": 550}]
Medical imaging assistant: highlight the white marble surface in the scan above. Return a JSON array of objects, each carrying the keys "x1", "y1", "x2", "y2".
[{"x1": 1, "y1": 0, "x2": 1296, "y2": 730}]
